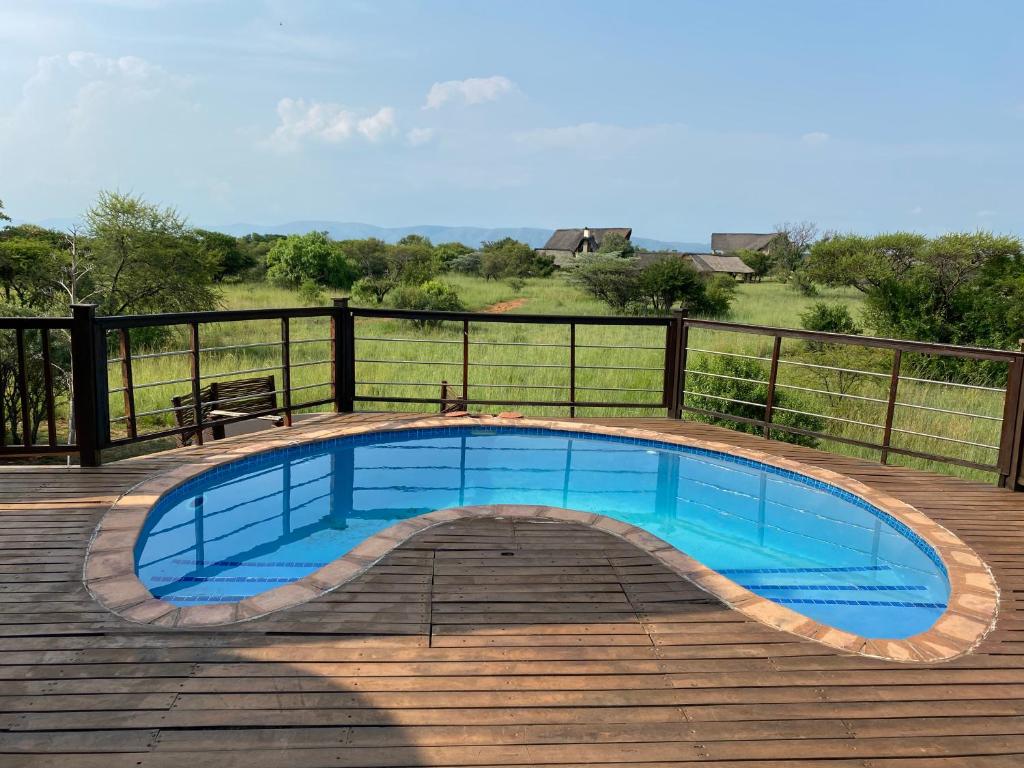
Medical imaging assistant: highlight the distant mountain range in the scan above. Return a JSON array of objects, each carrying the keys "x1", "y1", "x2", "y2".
[
  {"x1": 13, "y1": 217, "x2": 710, "y2": 252},
  {"x1": 217, "y1": 220, "x2": 710, "y2": 252}
]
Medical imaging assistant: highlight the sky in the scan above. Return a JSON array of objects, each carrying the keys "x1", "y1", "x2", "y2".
[{"x1": 0, "y1": 0, "x2": 1022, "y2": 242}]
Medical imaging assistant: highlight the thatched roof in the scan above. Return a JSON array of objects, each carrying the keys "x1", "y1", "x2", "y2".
[
  {"x1": 542, "y1": 227, "x2": 632, "y2": 252},
  {"x1": 711, "y1": 233, "x2": 777, "y2": 253},
  {"x1": 633, "y1": 251, "x2": 754, "y2": 274},
  {"x1": 689, "y1": 253, "x2": 754, "y2": 274}
]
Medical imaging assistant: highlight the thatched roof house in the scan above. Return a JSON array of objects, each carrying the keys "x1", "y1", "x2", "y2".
[
  {"x1": 539, "y1": 227, "x2": 632, "y2": 263},
  {"x1": 711, "y1": 232, "x2": 777, "y2": 254},
  {"x1": 636, "y1": 252, "x2": 754, "y2": 278}
]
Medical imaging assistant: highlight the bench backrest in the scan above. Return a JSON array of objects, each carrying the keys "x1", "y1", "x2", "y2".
[{"x1": 172, "y1": 375, "x2": 277, "y2": 432}]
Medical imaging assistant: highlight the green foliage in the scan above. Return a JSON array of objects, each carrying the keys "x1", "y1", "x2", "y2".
[
  {"x1": 566, "y1": 254, "x2": 642, "y2": 312},
  {"x1": 806, "y1": 232, "x2": 926, "y2": 293},
  {"x1": 194, "y1": 229, "x2": 256, "y2": 281},
  {"x1": 390, "y1": 279, "x2": 465, "y2": 326},
  {"x1": 800, "y1": 302, "x2": 862, "y2": 335},
  {"x1": 770, "y1": 221, "x2": 818, "y2": 278},
  {"x1": 435, "y1": 241, "x2": 474, "y2": 269},
  {"x1": 0, "y1": 225, "x2": 65, "y2": 308},
  {"x1": 85, "y1": 191, "x2": 220, "y2": 317},
  {"x1": 807, "y1": 230, "x2": 1024, "y2": 380},
  {"x1": 389, "y1": 240, "x2": 442, "y2": 286},
  {"x1": 636, "y1": 257, "x2": 704, "y2": 313},
  {"x1": 698, "y1": 274, "x2": 736, "y2": 317},
  {"x1": 449, "y1": 251, "x2": 482, "y2": 275},
  {"x1": 0, "y1": 302, "x2": 71, "y2": 444},
  {"x1": 685, "y1": 354, "x2": 825, "y2": 447},
  {"x1": 236, "y1": 233, "x2": 284, "y2": 280},
  {"x1": 480, "y1": 238, "x2": 554, "y2": 280},
  {"x1": 266, "y1": 231, "x2": 356, "y2": 289},
  {"x1": 736, "y1": 248, "x2": 774, "y2": 281},
  {"x1": 297, "y1": 279, "x2": 326, "y2": 306},
  {"x1": 596, "y1": 232, "x2": 635, "y2": 258},
  {"x1": 571, "y1": 255, "x2": 734, "y2": 316},
  {"x1": 789, "y1": 269, "x2": 819, "y2": 296},
  {"x1": 0, "y1": 199, "x2": 9, "y2": 222}
]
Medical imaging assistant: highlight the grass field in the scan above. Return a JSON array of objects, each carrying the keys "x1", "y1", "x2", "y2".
[{"x1": 99, "y1": 275, "x2": 1008, "y2": 481}]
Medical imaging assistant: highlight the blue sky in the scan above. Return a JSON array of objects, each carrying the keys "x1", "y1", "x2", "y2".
[{"x1": 1, "y1": 0, "x2": 1021, "y2": 241}]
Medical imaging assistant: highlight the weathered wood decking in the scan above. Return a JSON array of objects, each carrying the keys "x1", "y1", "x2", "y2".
[{"x1": 3, "y1": 413, "x2": 1024, "y2": 766}]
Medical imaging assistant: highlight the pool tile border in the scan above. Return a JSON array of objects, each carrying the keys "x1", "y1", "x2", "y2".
[{"x1": 84, "y1": 415, "x2": 999, "y2": 663}]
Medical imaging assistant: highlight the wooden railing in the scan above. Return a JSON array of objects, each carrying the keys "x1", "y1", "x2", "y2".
[{"x1": 1, "y1": 302, "x2": 1022, "y2": 490}]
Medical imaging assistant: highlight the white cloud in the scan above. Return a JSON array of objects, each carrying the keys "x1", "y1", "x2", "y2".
[
  {"x1": 266, "y1": 98, "x2": 396, "y2": 150},
  {"x1": 423, "y1": 75, "x2": 514, "y2": 109},
  {"x1": 357, "y1": 107, "x2": 397, "y2": 141},
  {"x1": 406, "y1": 127, "x2": 435, "y2": 146},
  {"x1": 801, "y1": 131, "x2": 830, "y2": 146}
]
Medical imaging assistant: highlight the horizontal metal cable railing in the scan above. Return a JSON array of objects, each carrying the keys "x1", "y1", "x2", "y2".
[{"x1": 1, "y1": 301, "x2": 1022, "y2": 488}]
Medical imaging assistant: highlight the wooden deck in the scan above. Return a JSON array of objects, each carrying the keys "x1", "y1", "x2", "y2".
[{"x1": 3, "y1": 412, "x2": 1024, "y2": 766}]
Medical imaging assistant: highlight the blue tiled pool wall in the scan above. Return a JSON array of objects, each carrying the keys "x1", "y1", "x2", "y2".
[{"x1": 143, "y1": 424, "x2": 949, "y2": 583}]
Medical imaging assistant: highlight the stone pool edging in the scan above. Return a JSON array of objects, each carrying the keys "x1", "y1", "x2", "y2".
[{"x1": 84, "y1": 415, "x2": 999, "y2": 662}]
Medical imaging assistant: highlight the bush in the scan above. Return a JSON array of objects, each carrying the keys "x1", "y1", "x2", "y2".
[
  {"x1": 449, "y1": 251, "x2": 482, "y2": 275},
  {"x1": 799, "y1": 303, "x2": 862, "y2": 335},
  {"x1": 685, "y1": 354, "x2": 825, "y2": 447},
  {"x1": 696, "y1": 274, "x2": 736, "y2": 317},
  {"x1": 391, "y1": 280, "x2": 464, "y2": 315},
  {"x1": 789, "y1": 269, "x2": 818, "y2": 296},
  {"x1": 266, "y1": 231, "x2": 356, "y2": 289}
]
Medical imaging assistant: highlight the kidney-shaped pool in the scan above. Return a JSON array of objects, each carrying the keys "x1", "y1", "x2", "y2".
[{"x1": 133, "y1": 425, "x2": 953, "y2": 639}]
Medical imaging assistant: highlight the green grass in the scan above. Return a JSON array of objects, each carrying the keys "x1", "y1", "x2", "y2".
[{"x1": 103, "y1": 276, "x2": 1007, "y2": 482}]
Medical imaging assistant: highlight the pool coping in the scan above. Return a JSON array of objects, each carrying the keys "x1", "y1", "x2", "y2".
[{"x1": 84, "y1": 415, "x2": 1000, "y2": 662}]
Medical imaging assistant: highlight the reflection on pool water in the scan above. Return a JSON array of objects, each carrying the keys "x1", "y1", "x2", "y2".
[{"x1": 136, "y1": 426, "x2": 949, "y2": 638}]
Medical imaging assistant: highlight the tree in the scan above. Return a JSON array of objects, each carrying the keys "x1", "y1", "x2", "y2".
[
  {"x1": 771, "y1": 220, "x2": 818, "y2": 277},
  {"x1": 389, "y1": 240, "x2": 442, "y2": 285},
  {"x1": 195, "y1": 229, "x2": 255, "y2": 281},
  {"x1": 435, "y1": 241, "x2": 474, "y2": 269},
  {"x1": 479, "y1": 238, "x2": 553, "y2": 280},
  {"x1": 736, "y1": 248, "x2": 774, "y2": 282},
  {"x1": 0, "y1": 225, "x2": 65, "y2": 307},
  {"x1": 697, "y1": 273, "x2": 736, "y2": 316},
  {"x1": 636, "y1": 258, "x2": 705, "y2": 313},
  {"x1": 567, "y1": 255, "x2": 642, "y2": 312},
  {"x1": 0, "y1": 199, "x2": 9, "y2": 223},
  {"x1": 596, "y1": 232, "x2": 635, "y2": 258},
  {"x1": 85, "y1": 191, "x2": 220, "y2": 316},
  {"x1": 805, "y1": 232, "x2": 926, "y2": 293},
  {"x1": 266, "y1": 231, "x2": 356, "y2": 289}
]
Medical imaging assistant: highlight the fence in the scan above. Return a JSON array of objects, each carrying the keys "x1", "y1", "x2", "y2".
[{"x1": 1, "y1": 302, "x2": 1022, "y2": 490}]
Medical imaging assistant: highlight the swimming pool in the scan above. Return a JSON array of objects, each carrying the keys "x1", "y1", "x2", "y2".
[{"x1": 134, "y1": 425, "x2": 951, "y2": 639}]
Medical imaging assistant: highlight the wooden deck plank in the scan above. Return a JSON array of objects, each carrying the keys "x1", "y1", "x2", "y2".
[{"x1": 1, "y1": 412, "x2": 1023, "y2": 765}]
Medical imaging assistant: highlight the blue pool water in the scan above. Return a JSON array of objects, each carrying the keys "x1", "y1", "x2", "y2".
[{"x1": 135, "y1": 426, "x2": 949, "y2": 638}]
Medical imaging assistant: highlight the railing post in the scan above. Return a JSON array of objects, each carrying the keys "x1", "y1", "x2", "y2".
[
  {"x1": 188, "y1": 322, "x2": 204, "y2": 446},
  {"x1": 331, "y1": 298, "x2": 355, "y2": 412},
  {"x1": 999, "y1": 340, "x2": 1024, "y2": 490},
  {"x1": 69, "y1": 304, "x2": 102, "y2": 467},
  {"x1": 569, "y1": 323, "x2": 576, "y2": 418},
  {"x1": 762, "y1": 335, "x2": 782, "y2": 438},
  {"x1": 462, "y1": 320, "x2": 469, "y2": 405},
  {"x1": 666, "y1": 309, "x2": 687, "y2": 419},
  {"x1": 118, "y1": 329, "x2": 138, "y2": 440},
  {"x1": 880, "y1": 349, "x2": 903, "y2": 465},
  {"x1": 280, "y1": 317, "x2": 292, "y2": 427}
]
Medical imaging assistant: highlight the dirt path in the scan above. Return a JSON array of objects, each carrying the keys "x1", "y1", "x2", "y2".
[{"x1": 482, "y1": 297, "x2": 527, "y2": 313}]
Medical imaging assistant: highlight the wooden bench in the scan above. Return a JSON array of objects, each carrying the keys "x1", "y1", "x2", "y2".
[{"x1": 172, "y1": 375, "x2": 284, "y2": 445}]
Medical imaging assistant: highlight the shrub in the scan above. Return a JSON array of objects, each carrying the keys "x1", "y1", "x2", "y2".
[
  {"x1": 685, "y1": 354, "x2": 825, "y2": 447},
  {"x1": 799, "y1": 303, "x2": 862, "y2": 335},
  {"x1": 696, "y1": 274, "x2": 736, "y2": 317},
  {"x1": 391, "y1": 281, "x2": 465, "y2": 325},
  {"x1": 449, "y1": 251, "x2": 482, "y2": 275}
]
